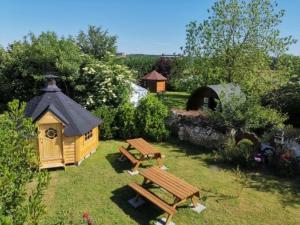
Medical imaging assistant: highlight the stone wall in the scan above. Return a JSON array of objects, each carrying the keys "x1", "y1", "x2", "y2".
[{"x1": 167, "y1": 109, "x2": 225, "y2": 148}]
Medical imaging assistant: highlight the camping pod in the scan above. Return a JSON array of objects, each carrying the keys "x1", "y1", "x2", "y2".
[
  {"x1": 186, "y1": 83, "x2": 244, "y2": 111},
  {"x1": 25, "y1": 75, "x2": 102, "y2": 169},
  {"x1": 141, "y1": 70, "x2": 167, "y2": 93}
]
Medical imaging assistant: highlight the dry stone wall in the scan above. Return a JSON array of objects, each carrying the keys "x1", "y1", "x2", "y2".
[{"x1": 167, "y1": 109, "x2": 225, "y2": 149}]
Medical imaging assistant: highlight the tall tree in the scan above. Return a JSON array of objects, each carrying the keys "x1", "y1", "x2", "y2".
[
  {"x1": 272, "y1": 54, "x2": 300, "y2": 78},
  {"x1": 0, "y1": 47, "x2": 7, "y2": 110},
  {"x1": 122, "y1": 55, "x2": 159, "y2": 79},
  {"x1": 0, "y1": 31, "x2": 135, "y2": 111},
  {"x1": 155, "y1": 57, "x2": 172, "y2": 77},
  {"x1": 76, "y1": 25, "x2": 117, "y2": 60},
  {"x1": 1, "y1": 32, "x2": 83, "y2": 103},
  {"x1": 264, "y1": 55, "x2": 300, "y2": 127},
  {"x1": 184, "y1": 0, "x2": 296, "y2": 89}
]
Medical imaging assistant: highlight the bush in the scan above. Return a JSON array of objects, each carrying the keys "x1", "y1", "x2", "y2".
[
  {"x1": 263, "y1": 78, "x2": 300, "y2": 127},
  {"x1": 93, "y1": 106, "x2": 117, "y2": 140},
  {"x1": 78, "y1": 56, "x2": 134, "y2": 109},
  {"x1": 267, "y1": 148, "x2": 300, "y2": 177},
  {"x1": 171, "y1": 75, "x2": 205, "y2": 92},
  {"x1": 94, "y1": 96, "x2": 170, "y2": 141},
  {"x1": 245, "y1": 104, "x2": 287, "y2": 134},
  {"x1": 136, "y1": 95, "x2": 169, "y2": 141},
  {"x1": 208, "y1": 94, "x2": 287, "y2": 134},
  {"x1": 220, "y1": 137, "x2": 256, "y2": 167},
  {"x1": 0, "y1": 100, "x2": 49, "y2": 224},
  {"x1": 115, "y1": 103, "x2": 137, "y2": 139},
  {"x1": 272, "y1": 151, "x2": 300, "y2": 177}
]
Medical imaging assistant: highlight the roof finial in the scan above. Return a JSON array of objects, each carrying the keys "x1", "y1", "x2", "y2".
[
  {"x1": 41, "y1": 73, "x2": 61, "y2": 92},
  {"x1": 45, "y1": 74, "x2": 58, "y2": 80}
]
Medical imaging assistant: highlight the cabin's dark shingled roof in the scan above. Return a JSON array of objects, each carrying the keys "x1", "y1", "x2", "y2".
[
  {"x1": 141, "y1": 70, "x2": 167, "y2": 81},
  {"x1": 25, "y1": 82, "x2": 102, "y2": 137}
]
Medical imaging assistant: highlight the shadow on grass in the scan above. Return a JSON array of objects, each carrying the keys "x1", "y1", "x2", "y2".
[
  {"x1": 106, "y1": 153, "x2": 156, "y2": 174},
  {"x1": 111, "y1": 186, "x2": 165, "y2": 225},
  {"x1": 160, "y1": 138, "x2": 226, "y2": 166},
  {"x1": 46, "y1": 167, "x2": 66, "y2": 172},
  {"x1": 161, "y1": 138, "x2": 212, "y2": 156},
  {"x1": 161, "y1": 138, "x2": 300, "y2": 208},
  {"x1": 246, "y1": 172, "x2": 300, "y2": 208},
  {"x1": 106, "y1": 153, "x2": 133, "y2": 173}
]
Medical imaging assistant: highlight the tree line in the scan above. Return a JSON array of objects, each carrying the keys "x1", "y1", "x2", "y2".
[{"x1": 0, "y1": 25, "x2": 130, "y2": 111}]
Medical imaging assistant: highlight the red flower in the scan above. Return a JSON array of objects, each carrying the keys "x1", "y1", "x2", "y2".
[
  {"x1": 83, "y1": 212, "x2": 89, "y2": 219},
  {"x1": 83, "y1": 212, "x2": 94, "y2": 225}
]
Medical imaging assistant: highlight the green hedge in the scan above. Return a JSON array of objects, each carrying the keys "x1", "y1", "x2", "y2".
[
  {"x1": 93, "y1": 95, "x2": 169, "y2": 141},
  {"x1": 136, "y1": 95, "x2": 169, "y2": 141}
]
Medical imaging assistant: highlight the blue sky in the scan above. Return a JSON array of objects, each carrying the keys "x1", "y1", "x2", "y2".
[{"x1": 0, "y1": 0, "x2": 299, "y2": 55}]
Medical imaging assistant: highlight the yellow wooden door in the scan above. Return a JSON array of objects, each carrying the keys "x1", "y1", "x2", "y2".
[
  {"x1": 39, "y1": 123, "x2": 63, "y2": 164},
  {"x1": 156, "y1": 81, "x2": 165, "y2": 92}
]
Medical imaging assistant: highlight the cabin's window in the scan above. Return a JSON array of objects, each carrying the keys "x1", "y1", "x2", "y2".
[
  {"x1": 84, "y1": 130, "x2": 93, "y2": 141},
  {"x1": 45, "y1": 128, "x2": 57, "y2": 139}
]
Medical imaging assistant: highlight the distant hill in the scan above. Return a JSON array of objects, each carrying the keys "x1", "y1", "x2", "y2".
[{"x1": 116, "y1": 53, "x2": 181, "y2": 58}]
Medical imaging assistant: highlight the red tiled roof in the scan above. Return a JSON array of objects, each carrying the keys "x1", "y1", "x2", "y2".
[{"x1": 141, "y1": 70, "x2": 167, "y2": 81}]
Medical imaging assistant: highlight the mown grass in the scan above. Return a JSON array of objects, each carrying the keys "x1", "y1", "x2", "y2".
[
  {"x1": 42, "y1": 140, "x2": 300, "y2": 225},
  {"x1": 155, "y1": 91, "x2": 190, "y2": 109}
]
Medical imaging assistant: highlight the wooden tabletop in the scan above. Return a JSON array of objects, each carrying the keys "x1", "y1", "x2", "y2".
[
  {"x1": 140, "y1": 166, "x2": 199, "y2": 200},
  {"x1": 127, "y1": 138, "x2": 161, "y2": 155}
]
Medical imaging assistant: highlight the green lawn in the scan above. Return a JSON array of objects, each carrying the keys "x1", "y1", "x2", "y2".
[
  {"x1": 42, "y1": 140, "x2": 300, "y2": 225},
  {"x1": 155, "y1": 91, "x2": 190, "y2": 109}
]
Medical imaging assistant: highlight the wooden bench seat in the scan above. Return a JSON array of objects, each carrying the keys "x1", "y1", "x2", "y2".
[
  {"x1": 119, "y1": 146, "x2": 138, "y2": 164},
  {"x1": 129, "y1": 182, "x2": 176, "y2": 224}
]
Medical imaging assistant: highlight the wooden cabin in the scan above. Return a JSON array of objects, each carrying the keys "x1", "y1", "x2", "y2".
[
  {"x1": 25, "y1": 75, "x2": 102, "y2": 169},
  {"x1": 141, "y1": 70, "x2": 167, "y2": 93}
]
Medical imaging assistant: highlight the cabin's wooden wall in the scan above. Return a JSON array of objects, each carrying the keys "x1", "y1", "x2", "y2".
[
  {"x1": 156, "y1": 81, "x2": 166, "y2": 92},
  {"x1": 63, "y1": 136, "x2": 75, "y2": 164},
  {"x1": 37, "y1": 111, "x2": 62, "y2": 124},
  {"x1": 75, "y1": 127, "x2": 99, "y2": 162}
]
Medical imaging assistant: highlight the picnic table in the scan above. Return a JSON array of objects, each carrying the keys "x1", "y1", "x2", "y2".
[
  {"x1": 140, "y1": 166, "x2": 200, "y2": 208},
  {"x1": 118, "y1": 138, "x2": 163, "y2": 173},
  {"x1": 128, "y1": 166, "x2": 201, "y2": 225}
]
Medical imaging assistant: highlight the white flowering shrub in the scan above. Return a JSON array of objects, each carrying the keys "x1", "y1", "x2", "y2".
[{"x1": 77, "y1": 57, "x2": 134, "y2": 109}]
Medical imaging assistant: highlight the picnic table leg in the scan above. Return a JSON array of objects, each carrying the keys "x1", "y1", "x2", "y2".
[
  {"x1": 191, "y1": 193, "x2": 200, "y2": 207},
  {"x1": 165, "y1": 214, "x2": 173, "y2": 225},
  {"x1": 118, "y1": 154, "x2": 125, "y2": 161},
  {"x1": 171, "y1": 197, "x2": 186, "y2": 209},
  {"x1": 171, "y1": 197, "x2": 180, "y2": 209},
  {"x1": 134, "y1": 193, "x2": 140, "y2": 201},
  {"x1": 155, "y1": 153, "x2": 163, "y2": 168},
  {"x1": 132, "y1": 160, "x2": 141, "y2": 172},
  {"x1": 142, "y1": 177, "x2": 151, "y2": 185},
  {"x1": 132, "y1": 155, "x2": 144, "y2": 172}
]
